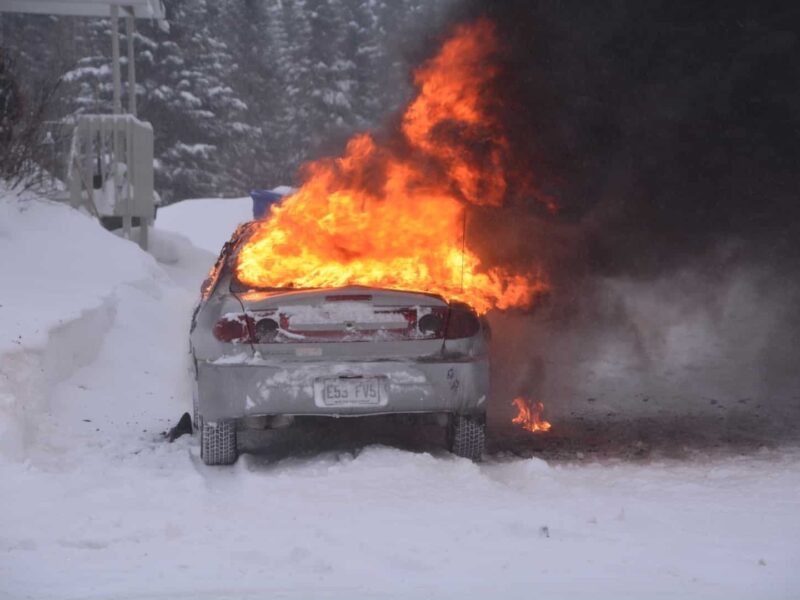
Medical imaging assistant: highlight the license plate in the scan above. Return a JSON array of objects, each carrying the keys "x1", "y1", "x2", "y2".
[{"x1": 313, "y1": 377, "x2": 388, "y2": 408}]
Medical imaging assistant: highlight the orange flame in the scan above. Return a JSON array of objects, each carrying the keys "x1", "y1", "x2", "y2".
[
  {"x1": 236, "y1": 19, "x2": 548, "y2": 314},
  {"x1": 511, "y1": 398, "x2": 552, "y2": 433}
]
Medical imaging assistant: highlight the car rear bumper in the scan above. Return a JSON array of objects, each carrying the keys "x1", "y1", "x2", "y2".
[{"x1": 195, "y1": 357, "x2": 489, "y2": 421}]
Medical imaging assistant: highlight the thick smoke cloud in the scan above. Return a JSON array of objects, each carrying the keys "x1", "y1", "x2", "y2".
[
  {"x1": 438, "y1": 1, "x2": 800, "y2": 433},
  {"x1": 456, "y1": 0, "x2": 800, "y2": 274}
]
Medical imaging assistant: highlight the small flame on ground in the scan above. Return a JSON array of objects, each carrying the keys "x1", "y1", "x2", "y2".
[{"x1": 511, "y1": 398, "x2": 552, "y2": 433}]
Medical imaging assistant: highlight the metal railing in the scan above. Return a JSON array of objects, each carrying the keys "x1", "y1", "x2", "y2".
[{"x1": 67, "y1": 113, "x2": 154, "y2": 249}]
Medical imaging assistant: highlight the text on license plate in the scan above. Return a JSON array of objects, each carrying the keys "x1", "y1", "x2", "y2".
[{"x1": 313, "y1": 377, "x2": 388, "y2": 407}]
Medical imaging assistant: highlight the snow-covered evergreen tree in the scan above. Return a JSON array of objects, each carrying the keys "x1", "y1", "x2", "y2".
[{"x1": 0, "y1": 0, "x2": 459, "y2": 201}]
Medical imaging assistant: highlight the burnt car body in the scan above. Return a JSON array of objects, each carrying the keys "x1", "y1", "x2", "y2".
[{"x1": 190, "y1": 223, "x2": 489, "y2": 464}]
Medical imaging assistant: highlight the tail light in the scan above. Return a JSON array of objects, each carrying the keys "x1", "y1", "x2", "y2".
[
  {"x1": 253, "y1": 317, "x2": 279, "y2": 342},
  {"x1": 213, "y1": 312, "x2": 279, "y2": 344},
  {"x1": 413, "y1": 304, "x2": 481, "y2": 340},
  {"x1": 213, "y1": 314, "x2": 253, "y2": 343},
  {"x1": 444, "y1": 303, "x2": 481, "y2": 339},
  {"x1": 418, "y1": 312, "x2": 445, "y2": 334}
]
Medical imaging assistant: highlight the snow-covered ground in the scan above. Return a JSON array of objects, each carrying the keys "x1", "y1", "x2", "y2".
[
  {"x1": 155, "y1": 196, "x2": 253, "y2": 254},
  {"x1": 1, "y1": 190, "x2": 799, "y2": 599}
]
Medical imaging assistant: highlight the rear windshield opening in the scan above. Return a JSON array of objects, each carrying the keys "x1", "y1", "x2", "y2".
[{"x1": 229, "y1": 275, "x2": 305, "y2": 294}]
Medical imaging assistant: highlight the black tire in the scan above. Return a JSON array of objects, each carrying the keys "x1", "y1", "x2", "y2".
[
  {"x1": 200, "y1": 418, "x2": 238, "y2": 465},
  {"x1": 448, "y1": 414, "x2": 485, "y2": 462}
]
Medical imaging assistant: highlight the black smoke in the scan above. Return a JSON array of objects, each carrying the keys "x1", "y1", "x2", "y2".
[
  {"x1": 435, "y1": 1, "x2": 800, "y2": 442},
  {"x1": 462, "y1": 1, "x2": 800, "y2": 278}
]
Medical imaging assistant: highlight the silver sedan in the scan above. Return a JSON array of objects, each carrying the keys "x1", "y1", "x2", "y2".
[{"x1": 190, "y1": 223, "x2": 490, "y2": 465}]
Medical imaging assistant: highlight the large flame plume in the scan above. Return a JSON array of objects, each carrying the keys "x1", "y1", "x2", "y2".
[{"x1": 236, "y1": 19, "x2": 548, "y2": 314}]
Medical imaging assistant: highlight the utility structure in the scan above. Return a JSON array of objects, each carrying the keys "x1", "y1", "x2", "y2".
[{"x1": 0, "y1": 0, "x2": 166, "y2": 249}]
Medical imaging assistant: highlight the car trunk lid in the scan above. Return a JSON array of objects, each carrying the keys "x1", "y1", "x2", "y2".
[{"x1": 231, "y1": 286, "x2": 449, "y2": 359}]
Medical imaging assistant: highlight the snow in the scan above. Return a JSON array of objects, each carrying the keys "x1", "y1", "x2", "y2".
[
  {"x1": 178, "y1": 90, "x2": 203, "y2": 107},
  {"x1": 0, "y1": 188, "x2": 157, "y2": 355},
  {"x1": 271, "y1": 185, "x2": 296, "y2": 196},
  {"x1": 155, "y1": 189, "x2": 295, "y2": 255},
  {"x1": 284, "y1": 302, "x2": 409, "y2": 325},
  {"x1": 171, "y1": 142, "x2": 216, "y2": 157},
  {"x1": 155, "y1": 196, "x2": 253, "y2": 254},
  {"x1": 1, "y1": 187, "x2": 799, "y2": 599},
  {"x1": 63, "y1": 64, "x2": 111, "y2": 83}
]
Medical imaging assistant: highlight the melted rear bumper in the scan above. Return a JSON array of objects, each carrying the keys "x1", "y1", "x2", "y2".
[{"x1": 195, "y1": 358, "x2": 489, "y2": 420}]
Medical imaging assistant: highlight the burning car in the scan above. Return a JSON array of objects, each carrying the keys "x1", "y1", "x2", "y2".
[
  {"x1": 190, "y1": 222, "x2": 490, "y2": 465},
  {"x1": 190, "y1": 19, "x2": 551, "y2": 464}
]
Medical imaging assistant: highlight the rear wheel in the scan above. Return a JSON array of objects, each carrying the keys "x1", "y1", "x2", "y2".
[
  {"x1": 448, "y1": 414, "x2": 485, "y2": 462},
  {"x1": 200, "y1": 418, "x2": 238, "y2": 465}
]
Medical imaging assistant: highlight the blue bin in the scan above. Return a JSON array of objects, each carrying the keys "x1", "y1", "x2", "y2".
[{"x1": 250, "y1": 189, "x2": 284, "y2": 220}]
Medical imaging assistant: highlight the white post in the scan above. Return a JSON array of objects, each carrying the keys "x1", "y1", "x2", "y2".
[
  {"x1": 132, "y1": 120, "x2": 155, "y2": 251},
  {"x1": 125, "y1": 11, "x2": 146, "y2": 248},
  {"x1": 110, "y1": 5, "x2": 122, "y2": 115},
  {"x1": 125, "y1": 14, "x2": 137, "y2": 116},
  {"x1": 110, "y1": 7, "x2": 128, "y2": 237},
  {"x1": 140, "y1": 211, "x2": 149, "y2": 250},
  {"x1": 126, "y1": 117, "x2": 135, "y2": 244},
  {"x1": 68, "y1": 120, "x2": 84, "y2": 210}
]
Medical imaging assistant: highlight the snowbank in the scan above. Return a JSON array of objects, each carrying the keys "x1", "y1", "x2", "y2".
[
  {"x1": 0, "y1": 189, "x2": 150, "y2": 459},
  {"x1": 155, "y1": 196, "x2": 253, "y2": 253},
  {"x1": 0, "y1": 189, "x2": 161, "y2": 355},
  {"x1": 0, "y1": 185, "x2": 212, "y2": 461}
]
